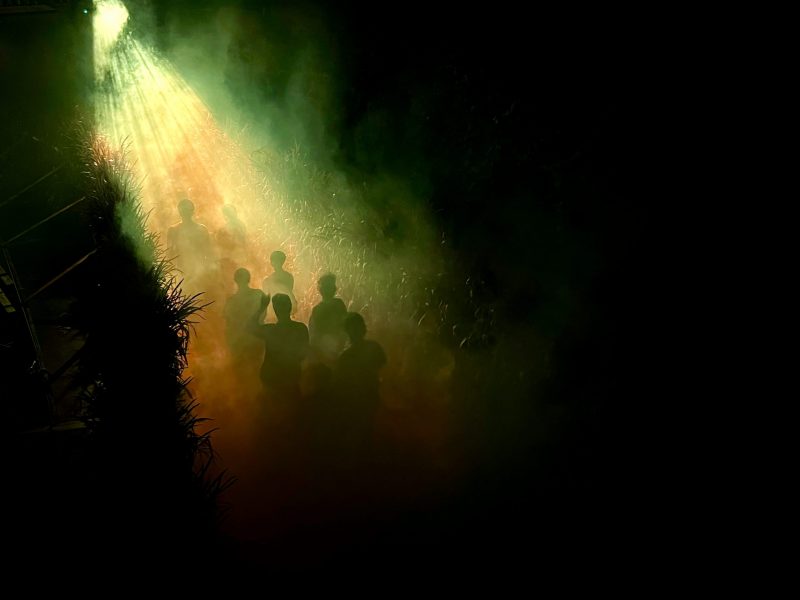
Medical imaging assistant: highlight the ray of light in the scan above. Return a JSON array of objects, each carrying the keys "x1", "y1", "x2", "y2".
[
  {"x1": 92, "y1": 0, "x2": 451, "y2": 410},
  {"x1": 91, "y1": 0, "x2": 456, "y2": 540}
]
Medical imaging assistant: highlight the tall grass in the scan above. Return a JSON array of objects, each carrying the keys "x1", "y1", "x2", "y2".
[{"x1": 69, "y1": 131, "x2": 231, "y2": 564}]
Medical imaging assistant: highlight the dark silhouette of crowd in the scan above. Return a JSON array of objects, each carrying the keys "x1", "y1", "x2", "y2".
[
  {"x1": 237, "y1": 269, "x2": 385, "y2": 406},
  {"x1": 168, "y1": 199, "x2": 389, "y2": 455}
]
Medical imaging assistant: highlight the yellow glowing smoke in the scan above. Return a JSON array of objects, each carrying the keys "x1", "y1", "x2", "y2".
[
  {"x1": 93, "y1": 0, "x2": 279, "y2": 291},
  {"x1": 92, "y1": 0, "x2": 456, "y2": 541},
  {"x1": 92, "y1": 0, "x2": 307, "y2": 414},
  {"x1": 90, "y1": 0, "x2": 445, "y2": 339}
]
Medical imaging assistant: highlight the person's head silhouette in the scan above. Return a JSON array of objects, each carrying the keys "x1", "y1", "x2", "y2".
[
  {"x1": 272, "y1": 293, "x2": 292, "y2": 322},
  {"x1": 270, "y1": 250, "x2": 286, "y2": 271},
  {"x1": 178, "y1": 198, "x2": 195, "y2": 222},
  {"x1": 233, "y1": 267, "x2": 251, "y2": 289},
  {"x1": 344, "y1": 312, "x2": 367, "y2": 343},
  {"x1": 318, "y1": 273, "x2": 337, "y2": 300}
]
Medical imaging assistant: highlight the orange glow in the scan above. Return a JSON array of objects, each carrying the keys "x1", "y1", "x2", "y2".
[{"x1": 93, "y1": 0, "x2": 456, "y2": 540}]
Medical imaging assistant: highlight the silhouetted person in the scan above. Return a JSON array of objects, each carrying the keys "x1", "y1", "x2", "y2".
[
  {"x1": 309, "y1": 273, "x2": 347, "y2": 364},
  {"x1": 335, "y1": 312, "x2": 386, "y2": 448},
  {"x1": 250, "y1": 293, "x2": 309, "y2": 396},
  {"x1": 262, "y1": 250, "x2": 297, "y2": 313},
  {"x1": 224, "y1": 268, "x2": 266, "y2": 366},
  {"x1": 167, "y1": 198, "x2": 214, "y2": 290}
]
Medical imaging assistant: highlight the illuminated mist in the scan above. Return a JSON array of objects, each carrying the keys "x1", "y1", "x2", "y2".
[{"x1": 92, "y1": 0, "x2": 455, "y2": 540}]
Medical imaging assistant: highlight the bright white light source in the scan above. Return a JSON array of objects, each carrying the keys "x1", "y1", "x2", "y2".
[{"x1": 93, "y1": 0, "x2": 130, "y2": 81}]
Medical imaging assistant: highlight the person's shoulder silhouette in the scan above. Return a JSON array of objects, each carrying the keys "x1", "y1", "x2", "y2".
[
  {"x1": 310, "y1": 274, "x2": 347, "y2": 334},
  {"x1": 262, "y1": 250, "x2": 293, "y2": 289},
  {"x1": 262, "y1": 250, "x2": 297, "y2": 312},
  {"x1": 225, "y1": 268, "x2": 265, "y2": 366},
  {"x1": 224, "y1": 268, "x2": 265, "y2": 326},
  {"x1": 336, "y1": 312, "x2": 386, "y2": 397},
  {"x1": 333, "y1": 312, "x2": 385, "y2": 454},
  {"x1": 256, "y1": 293, "x2": 308, "y2": 395},
  {"x1": 167, "y1": 199, "x2": 214, "y2": 294},
  {"x1": 339, "y1": 338, "x2": 386, "y2": 373},
  {"x1": 168, "y1": 197, "x2": 208, "y2": 232},
  {"x1": 168, "y1": 199, "x2": 212, "y2": 258},
  {"x1": 309, "y1": 274, "x2": 348, "y2": 363}
]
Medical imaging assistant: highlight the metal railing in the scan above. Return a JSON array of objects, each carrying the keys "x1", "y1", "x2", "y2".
[{"x1": 2, "y1": 177, "x2": 93, "y2": 425}]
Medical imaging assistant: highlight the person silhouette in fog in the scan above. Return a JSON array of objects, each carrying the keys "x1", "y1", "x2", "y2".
[
  {"x1": 336, "y1": 312, "x2": 386, "y2": 400},
  {"x1": 262, "y1": 250, "x2": 297, "y2": 312},
  {"x1": 250, "y1": 293, "x2": 308, "y2": 396},
  {"x1": 167, "y1": 198, "x2": 214, "y2": 291},
  {"x1": 224, "y1": 268, "x2": 266, "y2": 366},
  {"x1": 335, "y1": 312, "x2": 386, "y2": 451},
  {"x1": 309, "y1": 273, "x2": 347, "y2": 364}
]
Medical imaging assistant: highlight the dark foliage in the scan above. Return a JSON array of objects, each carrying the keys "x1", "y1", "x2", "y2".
[{"x1": 67, "y1": 133, "x2": 232, "y2": 567}]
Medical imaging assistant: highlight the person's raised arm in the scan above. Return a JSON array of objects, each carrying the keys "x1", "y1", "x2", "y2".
[{"x1": 247, "y1": 293, "x2": 270, "y2": 338}]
